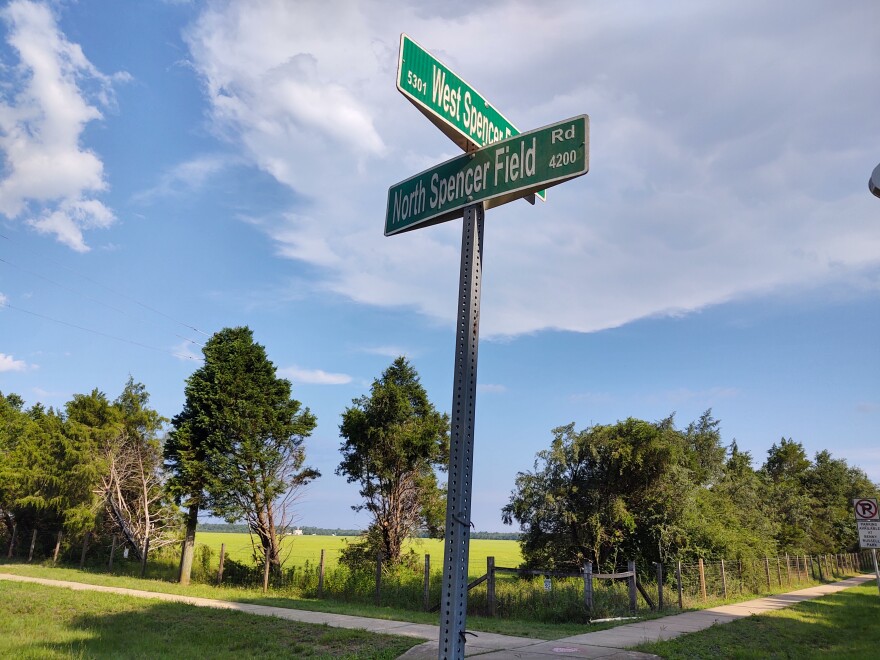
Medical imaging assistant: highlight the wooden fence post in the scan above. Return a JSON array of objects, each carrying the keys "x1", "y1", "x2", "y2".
[
  {"x1": 140, "y1": 536, "x2": 150, "y2": 578},
  {"x1": 262, "y1": 548, "x2": 271, "y2": 594},
  {"x1": 7, "y1": 523, "x2": 17, "y2": 558},
  {"x1": 422, "y1": 554, "x2": 430, "y2": 611},
  {"x1": 28, "y1": 529, "x2": 37, "y2": 562},
  {"x1": 816, "y1": 555, "x2": 824, "y2": 581},
  {"x1": 785, "y1": 554, "x2": 791, "y2": 585},
  {"x1": 656, "y1": 562, "x2": 664, "y2": 610},
  {"x1": 720, "y1": 559, "x2": 727, "y2": 600},
  {"x1": 374, "y1": 551, "x2": 383, "y2": 606},
  {"x1": 487, "y1": 556, "x2": 496, "y2": 617},
  {"x1": 319, "y1": 549, "x2": 326, "y2": 598},
  {"x1": 775, "y1": 557, "x2": 782, "y2": 587},
  {"x1": 108, "y1": 535, "x2": 118, "y2": 570},
  {"x1": 762, "y1": 557, "x2": 770, "y2": 590},
  {"x1": 676, "y1": 561, "x2": 683, "y2": 609},
  {"x1": 698, "y1": 558, "x2": 707, "y2": 601},
  {"x1": 216, "y1": 543, "x2": 226, "y2": 585},
  {"x1": 53, "y1": 531, "x2": 62, "y2": 565},
  {"x1": 583, "y1": 561, "x2": 593, "y2": 613},
  {"x1": 628, "y1": 560, "x2": 637, "y2": 613},
  {"x1": 79, "y1": 531, "x2": 90, "y2": 569}
]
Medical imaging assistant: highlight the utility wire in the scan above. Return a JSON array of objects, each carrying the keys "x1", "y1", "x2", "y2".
[
  {"x1": 0, "y1": 301, "x2": 203, "y2": 362},
  {"x1": 0, "y1": 232, "x2": 210, "y2": 339},
  {"x1": 0, "y1": 256, "x2": 203, "y2": 348}
]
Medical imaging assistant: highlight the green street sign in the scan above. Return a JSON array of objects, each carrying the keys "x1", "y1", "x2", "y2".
[
  {"x1": 396, "y1": 33, "x2": 545, "y2": 202},
  {"x1": 385, "y1": 115, "x2": 588, "y2": 236}
]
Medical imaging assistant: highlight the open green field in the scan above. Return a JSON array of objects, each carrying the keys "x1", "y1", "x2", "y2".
[
  {"x1": 0, "y1": 579, "x2": 417, "y2": 659},
  {"x1": 635, "y1": 580, "x2": 880, "y2": 659},
  {"x1": 195, "y1": 532, "x2": 523, "y2": 576}
]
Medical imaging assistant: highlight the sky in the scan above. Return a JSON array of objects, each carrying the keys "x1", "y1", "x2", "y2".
[{"x1": 0, "y1": 0, "x2": 878, "y2": 533}]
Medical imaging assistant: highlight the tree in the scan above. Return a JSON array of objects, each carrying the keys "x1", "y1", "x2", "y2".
[
  {"x1": 97, "y1": 378, "x2": 177, "y2": 563},
  {"x1": 502, "y1": 417, "x2": 692, "y2": 571},
  {"x1": 337, "y1": 357, "x2": 448, "y2": 566},
  {"x1": 0, "y1": 392, "x2": 32, "y2": 539},
  {"x1": 761, "y1": 438, "x2": 814, "y2": 552},
  {"x1": 165, "y1": 327, "x2": 318, "y2": 582},
  {"x1": 804, "y1": 450, "x2": 878, "y2": 552}
]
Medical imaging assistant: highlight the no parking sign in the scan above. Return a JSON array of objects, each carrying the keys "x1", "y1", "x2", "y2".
[{"x1": 854, "y1": 498, "x2": 880, "y2": 549}]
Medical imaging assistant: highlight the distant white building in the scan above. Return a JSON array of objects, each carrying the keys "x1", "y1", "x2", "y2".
[{"x1": 292, "y1": 528, "x2": 303, "y2": 536}]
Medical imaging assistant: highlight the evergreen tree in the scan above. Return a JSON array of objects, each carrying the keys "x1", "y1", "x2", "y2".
[
  {"x1": 165, "y1": 327, "x2": 318, "y2": 582},
  {"x1": 337, "y1": 357, "x2": 448, "y2": 566}
]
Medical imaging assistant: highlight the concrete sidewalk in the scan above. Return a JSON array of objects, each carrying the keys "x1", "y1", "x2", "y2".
[
  {"x1": 0, "y1": 572, "x2": 874, "y2": 658},
  {"x1": 400, "y1": 574, "x2": 874, "y2": 658}
]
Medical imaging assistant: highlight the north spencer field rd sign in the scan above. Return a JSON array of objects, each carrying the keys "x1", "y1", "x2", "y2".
[
  {"x1": 385, "y1": 114, "x2": 589, "y2": 236},
  {"x1": 396, "y1": 33, "x2": 546, "y2": 201}
]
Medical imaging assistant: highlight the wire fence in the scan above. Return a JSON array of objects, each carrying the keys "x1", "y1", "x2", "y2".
[{"x1": 1, "y1": 526, "x2": 873, "y2": 623}]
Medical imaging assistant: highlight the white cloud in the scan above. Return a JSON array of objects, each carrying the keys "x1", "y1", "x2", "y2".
[
  {"x1": 185, "y1": 1, "x2": 880, "y2": 338},
  {"x1": 0, "y1": 1, "x2": 126, "y2": 251},
  {"x1": 278, "y1": 365, "x2": 353, "y2": 385},
  {"x1": 171, "y1": 340, "x2": 204, "y2": 363},
  {"x1": 649, "y1": 387, "x2": 740, "y2": 407},
  {"x1": 32, "y1": 386, "x2": 64, "y2": 400},
  {"x1": 0, "y1": 292, "x2": 7, "y2": 306},
  {"x1": 135, "y1": 153, "x2": 240, "y2": 202},
  {"x1": 0, "y1": 352, "x2": 30, "y2": 372},
  {"x1": 360, "y1": 345, "x2": 412, "y2": 358},
  {"x1": 477, "y1": 383, "x2": 506, "y2": 394}
]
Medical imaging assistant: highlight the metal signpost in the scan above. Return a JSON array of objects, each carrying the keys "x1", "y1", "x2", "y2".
[
  {"x1": 397, "y1": 33, "x2": 545, "y2": 201},
  {"x1": 387, "y1": 35, "x2": 590, "y2": 660},
  {"x1": 853, "y1": 498, "x2": 880, "y2": 596}
]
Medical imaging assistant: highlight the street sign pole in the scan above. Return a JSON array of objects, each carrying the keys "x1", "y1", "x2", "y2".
[
  {"x1": 439, "y1": 202, "x2": 484, "y2": 659},
  {"x1": 871, "y1": 548, "x2": 880, "y2": 591},
  {"x1": 873, "y1": 549, "x2": 880, "y2": 597}
]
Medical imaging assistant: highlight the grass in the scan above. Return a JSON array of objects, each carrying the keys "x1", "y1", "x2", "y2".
[
  {"x1": 0, "y1": 580, "x2": 418, "y2": 659},
  {"x1": 0, "y1": 563, "x2": 604, "y2": 639},
  {"x1": 635, "y1": 581, "x2": 880, "y2": 659},
  {"x1": 194, "y1": 532, "x2": 523, "y2": 577}
]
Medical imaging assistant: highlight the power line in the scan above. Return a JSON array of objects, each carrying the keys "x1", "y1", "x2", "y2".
[
  {"x1": 0, "y1": 256, "x2": 204, "y2": 349},
  {"x1": 0, "y1": 301, "x2": 203, "y2": 362},
  {"x1": 0, "y1": 232, "x2": 210, "y2": 339}
]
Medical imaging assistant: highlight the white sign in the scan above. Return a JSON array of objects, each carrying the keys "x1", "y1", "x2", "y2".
[
  {"x1": 544, "y1": 578, "x2": 552, "y2": 592},
  {"x1": 854, "y1": 498, "x2": 880, "y2": 549}
]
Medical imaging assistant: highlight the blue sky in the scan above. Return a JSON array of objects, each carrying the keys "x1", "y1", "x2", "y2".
[{"x1": 1, "y1": 0, "x2": 878, "y2": 532}]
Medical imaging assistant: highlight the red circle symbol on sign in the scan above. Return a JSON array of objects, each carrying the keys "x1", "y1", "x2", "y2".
[{"x1": 854, "y1": 499, "x2": 879, "y2": 520}]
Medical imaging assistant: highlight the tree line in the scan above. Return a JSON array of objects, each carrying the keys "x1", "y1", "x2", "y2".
[
  {"x1": 2, "y1": 325, "x2": 876, "y2": 581},
  {"x1": 502, "y1": 412, "x2": 879, "y2": 572},
  {"x1": 0, "y1": 326, "x2": 448, "y2": 582}
]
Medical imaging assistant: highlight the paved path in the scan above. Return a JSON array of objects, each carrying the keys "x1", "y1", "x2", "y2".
[{"x1": 0, "y1": 572, "x2": 874, "y2": 658}]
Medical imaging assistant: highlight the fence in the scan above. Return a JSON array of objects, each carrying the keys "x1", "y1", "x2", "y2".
[{"x1": 2, "y1": 526, "x2": 874, "y2": 623}]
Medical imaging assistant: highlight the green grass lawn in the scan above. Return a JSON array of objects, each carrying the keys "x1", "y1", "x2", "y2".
[
  {"x1": 635, "y1": 581, "x2": 880, "y2": 659},
  {"x1": 195, "y1": 532, "x2": 523, "y2": 577},
  {"x1": 0, "y1": 564, "x2": 598, "y2": 639},
  {"x1": 0, "y1": 580, "x2": 418, "y2": 659}
]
